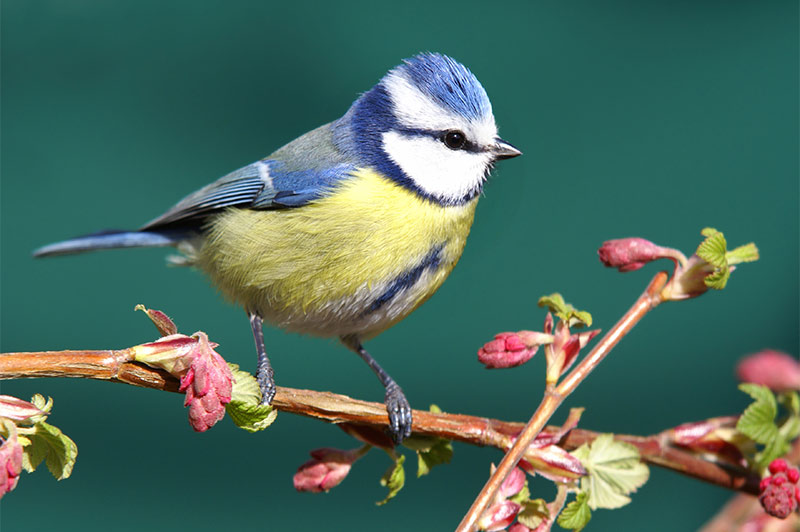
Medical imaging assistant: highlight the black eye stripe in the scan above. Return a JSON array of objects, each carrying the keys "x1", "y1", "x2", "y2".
[{"x1": 395, "y1": 127, "x2": 483, "y2": 153}]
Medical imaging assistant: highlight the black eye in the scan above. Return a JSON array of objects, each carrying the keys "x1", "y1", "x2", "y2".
[{"x1": 443, "y1": 130, "x2": 466, "y2": 150}]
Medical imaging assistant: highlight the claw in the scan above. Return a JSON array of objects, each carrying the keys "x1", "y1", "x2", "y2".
[{"x1": 385, "y1": 383, "x2": 412, "y2": 444}]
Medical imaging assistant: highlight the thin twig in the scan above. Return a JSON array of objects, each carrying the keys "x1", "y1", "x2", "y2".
[
  {"x1": 456, "y1": 271, "x2": 669, "y2": 532},
  {"x1": 0, "y1": 340, "x2": 759, "y2": 498}
]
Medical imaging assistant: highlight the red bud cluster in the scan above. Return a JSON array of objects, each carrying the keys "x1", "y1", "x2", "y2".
[{"x1": 759, "y1": 459, "x2": 800, "y2": 519}]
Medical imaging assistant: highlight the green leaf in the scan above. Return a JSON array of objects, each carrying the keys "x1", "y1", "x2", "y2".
[
  {"x1": 28, "y1": 394, "x2": 53, "y2": 424},
  {"x1": 20, "y1": 419, "x2": 78, "y2": 480},
  {"x1": 516, "y1": 498, "x2": 549, "y2": 529},
  {"x1": 557, "y1": 492, "x2": 592, "y2": 531},
  {"x1": 703, "y1": 267, "x2": 731, "y2": 290},
  {"x1": 736, "y1": 384, "x2": 778, "y2": 444},
  {"x1": 695, "y1": 228, "x2": 759, "y2": 291},
  {"x1": 224, "y1": 364, "x2": 277, "y2": 432},
  {"x1": 377, "y1": 454, "x2": 405, "y2": 505},
  {"x1": 697, "y1": 228, "x2": 728, "y2": 268},
  {"x1": 757, "y1": 436, "x2": 791, "y2": 468},
  {"x1": 509, "y1": 481, "x2": 531, "y2": 505},
  {"x1": 727, "y1": 243, "x2": 759, "y2": 265},
  {"x1": 403, "y1": 436, "x2": 453, "y2": 477},
  {"x1": 779, "y1": 414, "x2": 800, "y2": 443},
  {"x1": 538, "y1": 293, "x2": 592, "y2": 328},
  {"x1": 226, "y1": 401, "x2": 277, "y2": 432},
  {"x1": 400, "y1": 405, "x2": 452, "y2": 477},
  {"x1": 571, "y1": 434, "x2": 649, "y2": 510},
  {"x1": 778, "y1": 391, "x2": 800, "y2": 417}
]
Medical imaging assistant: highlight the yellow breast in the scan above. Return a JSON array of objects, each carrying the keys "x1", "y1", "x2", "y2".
[{"x1": 197, "y1": 168, "x2": 478, "y2": 337}]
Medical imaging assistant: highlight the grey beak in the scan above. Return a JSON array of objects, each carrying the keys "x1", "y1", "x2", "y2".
[{"x1": 492, "y1": 138, "x2": 522, "y2": 160}]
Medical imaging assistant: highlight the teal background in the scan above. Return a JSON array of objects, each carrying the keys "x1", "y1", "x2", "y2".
[{"x1": 1, "y1": 1, "x2": 797, "y2": 530}]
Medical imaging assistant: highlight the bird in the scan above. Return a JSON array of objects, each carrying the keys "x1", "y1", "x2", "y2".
[{"x1": 33, "y1": 52, "x2": 521, "y2": 443}]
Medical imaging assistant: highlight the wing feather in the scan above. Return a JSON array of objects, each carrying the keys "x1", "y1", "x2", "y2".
[{"x1": 141, "y1": 123, "x2": 358, "y2": 231}]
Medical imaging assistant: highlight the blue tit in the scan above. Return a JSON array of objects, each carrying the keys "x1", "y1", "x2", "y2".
[{"x1": 33, "y1": 52, "x2": 521, "y2": 443}]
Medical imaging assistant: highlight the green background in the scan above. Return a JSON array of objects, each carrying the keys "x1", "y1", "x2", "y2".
[{"x1": 1, "y1": 1, "x2": 797, "y2": 530}]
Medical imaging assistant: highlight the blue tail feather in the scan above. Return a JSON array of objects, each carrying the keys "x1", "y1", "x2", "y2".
[{"x1": 32, "y1": 230, "x2": 188, "y2": 258}]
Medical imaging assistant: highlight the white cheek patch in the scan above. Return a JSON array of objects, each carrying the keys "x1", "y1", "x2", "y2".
[{"x1": 382, "y1": 130, "x2": 492, "y2": 202}]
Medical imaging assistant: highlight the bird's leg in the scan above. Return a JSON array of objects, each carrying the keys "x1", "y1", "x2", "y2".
[
  {"x1": 249, "y1": 312, "x2": 276, "y2": 405},
  {"x1": 341, "y1": 335, "x2": 412, "y2": 444}
]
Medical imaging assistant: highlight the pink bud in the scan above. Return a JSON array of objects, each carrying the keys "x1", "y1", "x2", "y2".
[
  {"x1": 508, "y1": 524, "x2": 532, "y2": 532},
  {"x1": 737, "y1": 350, "x2": 800, "y2": 392},
  {"x1": 788, "y1": 468, "x2": 799, "y2": 484},
  {"x1": 136, "y1": 305, "x2": 178, "y2": 337},
  {"x1": 598, "y1": 238, "x2": 669, "y2": 272},
  {"x1": 179, "y1": 332, "x2": 233, "y2": 432},
  {"x1": 498, "y1": 467, "x2": 526, "y2": 499},
  {"x1": 293, "y1": 447, "x2": 361, "y2": 493},
  {"x1": 520, "y1": 440, "x2": 587, "y2": 483},
  {"x1": 0, "y1": 428, "x2": 23, "y2": 499},
  {"x1": 0, "y1": 395, "x2": 46, "y2": 422},
  {"x1": 479, "y1": 500, "x2": 522, "y2": 532},
  {"x1": 770, "y1": 459, "x2": 789, "y2": 475},
  {"x1": 478, "y1": 332, "x2": 540, "y2": 369},
  {"x1": 760, "y1": 473, "x2": 797, "y2": 518},
  {"x1": 134, "y1": 331, "x2": 233, "y2": 432},
  {"x1": 670, "y1": 417, "x2": 746, "y2": 466}
]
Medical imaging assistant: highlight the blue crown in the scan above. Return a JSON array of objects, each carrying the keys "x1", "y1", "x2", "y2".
[
  {"x1": 398, "y1": 53, "x2": 491, "y2": 121},
  {"x1": 335, "y1": 53, "x2": 493, "y2": 205}
]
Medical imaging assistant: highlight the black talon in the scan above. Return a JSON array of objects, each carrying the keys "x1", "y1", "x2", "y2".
[
  {"x1": 342, "y1": 335, "x2": 413, "y2": 444},
  {"x1": 249, "y1": 312, "x2": 276, "y2": 405}
]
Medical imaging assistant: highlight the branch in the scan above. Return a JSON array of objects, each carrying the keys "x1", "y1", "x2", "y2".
[
  {"x1": 456, "y1": 271, "x2": 670, "y2": 531},
  {"x1": 0, "y1": 346, "x2": 759, "y2": 495}
]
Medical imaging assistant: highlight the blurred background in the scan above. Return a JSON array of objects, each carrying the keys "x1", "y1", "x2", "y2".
[{"x1": 1, "y1": 1, "x2": 797, "y2": 530}]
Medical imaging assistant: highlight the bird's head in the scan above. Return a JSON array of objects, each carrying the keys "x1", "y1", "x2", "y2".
[{"x1": 341, "y1": 53, "x2": 521, "y2": 206}]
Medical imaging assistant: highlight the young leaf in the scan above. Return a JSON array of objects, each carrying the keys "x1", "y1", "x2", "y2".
[
  {"x1": 538, "y1": 293, "x2": 592, "y2": 328},
  {"x1": 377, "y1": 454, "x2": 405, "y2": 505},
  {"x1": 20, "y1": 420, "x2": 78, "y2": 480},
  {"x1": 694, "y1": 228, "x2": 758, "y2": 291},
  {"x1": 778, "y1": 391, "x2": 800, "y2": 417},
  {"x1": 403, "y1": 436, "x2": 453, "y2": 477},
  {"x1": 571, "y1": 434, "x2": 649, "y2": 510},
  {"x1": 702, "y1": 268, "x2": 731, "y2": 290},
  {"x1": 779, "y1": 414, "x2": 800, "y2": 443},
  {"x1": 758, "y1": 437, "x2": 791, "y2": 468},
  {"x1": 508, "y1": 481, "x2": 531, "y2": 505},
  {"x1": 28, "y1": 394, "x2": 53, "y2": 424},
  {"x1": 516, "y1": 498, "x2": 550, "y2": 529},
  {"x1": 696, "y1": 228, "x2": 728, "y2": 268},
  {"x1": 727, "y1": 243, "x2": 759, "y2": 265},
  {"x1": 736, "y1": 383, "x2": 778, "y2": 444},
  {"x1": 225, "y1": 364, "x2": 277, "y2": 432},
  {"x1": 557, "y1": 492, "x2": 592, "y2": 531}
]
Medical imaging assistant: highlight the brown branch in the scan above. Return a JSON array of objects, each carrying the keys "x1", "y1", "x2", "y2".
[
  {"x1": 456, "y1": 271, "x2": 670, "y2": 531},
  {"x1": 0, "y1": 346, "x2": 759, "y2": 496}
]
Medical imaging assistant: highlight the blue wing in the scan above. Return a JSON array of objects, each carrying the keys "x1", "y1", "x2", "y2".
[{"x1": 142, "y1": 124, "x2": 357, "y2": 230}]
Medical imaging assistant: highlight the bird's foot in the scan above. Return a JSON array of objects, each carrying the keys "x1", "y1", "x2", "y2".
[
  {"x1": 256, "y1": 364, "x2": 276, "y2": 406},
  {"x1": 384, "y1": 382, "x2": 412, "y2": 444}
]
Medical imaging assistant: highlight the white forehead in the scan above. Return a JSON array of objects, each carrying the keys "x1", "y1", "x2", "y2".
[{"x1": 383, "y1": 71, "x2": 498, "y2": 146}]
